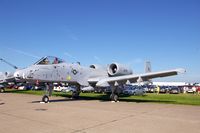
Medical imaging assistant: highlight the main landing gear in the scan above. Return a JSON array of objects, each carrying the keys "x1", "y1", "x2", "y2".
[
  {"x1": 0, "y1": 88, "x2": 5, "y2": 93},
  {"x1": 71, "y1": 91, "x2": 80, "y2": 99},
  {"x1": 110, "y1": 86, "x2": 120, "y2": 102},
  {"x1": 71, "y1": 85, "x2": 81, "y2": 99}
]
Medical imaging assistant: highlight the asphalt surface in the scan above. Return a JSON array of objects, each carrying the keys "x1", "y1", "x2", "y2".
[{"x1": 0, "y1": 93, "x2": 200, "y2": 133}]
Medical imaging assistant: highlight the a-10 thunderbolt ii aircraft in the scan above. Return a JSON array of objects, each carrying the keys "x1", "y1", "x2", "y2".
[{"x1": 14, "y1": 56, "x2": 186, "y2": 103}]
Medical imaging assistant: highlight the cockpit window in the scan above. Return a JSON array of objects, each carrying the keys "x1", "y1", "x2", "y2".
[{"x1": 34, "y1": 56, "x2": 64, "y2": 65}]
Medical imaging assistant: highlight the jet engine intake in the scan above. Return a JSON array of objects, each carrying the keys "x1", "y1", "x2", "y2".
[{"x1": 108, "y1": 63, "x2": 133, "y2": 76}]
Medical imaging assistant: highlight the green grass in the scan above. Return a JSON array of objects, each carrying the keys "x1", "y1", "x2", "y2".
[
  {"x1": 4, "y1": 89, "x2": 200, "y2": 105},
  {"x1": 120, "y1": 93, "x2": 200, "y2": 105}
]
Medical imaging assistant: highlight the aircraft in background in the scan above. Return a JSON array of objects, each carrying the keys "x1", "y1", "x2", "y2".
[
  {"x1": 0, "y1": 58, "x2": 19, "y2": 93},
  {"x1": 14, "y1": 56, "x2": 186, "y2": 103},
  {"x1": 0, "y1": 58, "x2": 18, "y2": 84},
  {"x1": 0, "y1": 72, "x2": 6, "y2": 84}
]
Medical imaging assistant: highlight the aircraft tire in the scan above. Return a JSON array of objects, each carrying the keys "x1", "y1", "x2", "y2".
[
  {"x1": 110, "y1": 94, "x2": 118, "y2": 102},
  {"x1": 0, "y1": 88, "x2": 5, "y2": 93},
  {"x1": 110, "y1": 94, "x2": 114, "y2": 100},
  {"x1": 113, "y1": 94, "x2": 118, "y2": 102},
  {"x1": 42, "y1": 95, "x2": 49, "y2": 103},
  {"x1": 72, "y1": 91, "x2": 79, "y2": 99}
]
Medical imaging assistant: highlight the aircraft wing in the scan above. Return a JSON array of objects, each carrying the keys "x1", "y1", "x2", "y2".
[{"x1": 88, "y1": 68, "x2": 186, "y2": 87}]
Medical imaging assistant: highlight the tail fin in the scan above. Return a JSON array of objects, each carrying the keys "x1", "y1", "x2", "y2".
[{"x1": 145, "y1": 61, "x2": 151, "y2": 73}]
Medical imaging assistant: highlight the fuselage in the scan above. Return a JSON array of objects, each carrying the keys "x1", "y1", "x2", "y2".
[{"x1": 14, "y1": 62, "x2": 108, "y2": 86}]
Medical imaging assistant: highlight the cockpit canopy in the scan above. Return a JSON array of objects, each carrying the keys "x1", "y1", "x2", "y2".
[{"x1": 34, "y1": 56, "x2": 65, "y2": 65}]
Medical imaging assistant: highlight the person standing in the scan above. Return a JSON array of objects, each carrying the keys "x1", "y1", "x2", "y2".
[{"x1": 156, "y1": 85, "x2": 160, "y2": 94}]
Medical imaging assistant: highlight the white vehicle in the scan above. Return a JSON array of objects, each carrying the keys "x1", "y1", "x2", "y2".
[
  {"x1": 18, "y1": 86, "x2": 25, "y2": 90},
  {"x1": 81, "y1": 86, "x2": 94, "y2": 93},
  {"x1": 54, "y1": 86, "x2": 67, "y2": 92},
  {"x1": 185, "y1": 86, "x2": 196, "y2": 93},
  {"x1": 62, "y1": 86, "x2": 77, "y2": 93},
  {"x1": 53, "y1": 86, "x2": 63, "y2": 92},
  {"x1": 54, "y1": 86, "x2": 76, "y2": 93},
  {"x1": 187, "y1": 86, "x2": 196, "y2": 93}
]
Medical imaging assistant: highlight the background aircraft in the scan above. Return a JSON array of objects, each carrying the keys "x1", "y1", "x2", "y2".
[
  {"x1": 14, "y1": 56, "x2": 186, "y2": 103},
  {"x1": 0, "y1": 58, "x2": 19, "y2": 92}
]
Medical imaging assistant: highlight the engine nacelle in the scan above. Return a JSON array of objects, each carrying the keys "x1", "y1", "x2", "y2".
[{"x1": 108, "y1": 63, "x2": 133, "y2": 76}]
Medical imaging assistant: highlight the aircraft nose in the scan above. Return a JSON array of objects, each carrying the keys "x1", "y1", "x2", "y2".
[
  {"x1": 14, "y1": 71, "x2": 20, "y2": 78},
  {"x1": 14, "y1": 70, "x2": 25, "y2": 79}
]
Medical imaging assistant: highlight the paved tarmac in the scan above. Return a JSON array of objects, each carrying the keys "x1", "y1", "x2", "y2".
[{"x1": 0, "y1": 93, "x2": 200, "y2": 133}]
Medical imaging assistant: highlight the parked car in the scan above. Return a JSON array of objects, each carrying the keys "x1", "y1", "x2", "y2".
[
  {"x1": 94, "y1": 87, "x2": 104, "y2": 93},
  {"x1": 54, "y1": 85, "x2": 76, "y2": 93},
  {"x1": 0, "y1": 84, "x2": 5, "y2": 93},
  {"x1": 123, "y1": 86, "x2": 145, "y2": 95},
  {"x1": 169, "y1": 86, "x2": 180, "y2": 94},
  {"x1": 186, "y1": 86, "x2": 196, "y2": 93},
  {"x1": 63, "y1": 86, "x2": 76, "y2": 93},
  {"x1": 147, "y1": 85, "x2": 156, "y2": 93},
  {"x1": 196, "y1": 86, "x2": 200, "y2": 94},
  {"x1": 142, "y1": 85, "x2": 149, "y2": 92},
  {"x1": 18, "y1": 86, "x2": 26, "y2": 90},
  {"x1": 177, "y1": 86, "x2": 184, "y2": 93},
  {"x1": 53, "y1": 85, "x2": 63, "y2": 92},
  {"x1": 34, "y1": 85, "x2": 45, "y2": 90},
  {"x1": 123, "y1": 85, "x2": 135, "y2": 94},
  {"x1": 6, "y1": 82, "x2": 16, "y2": 89},
  {"x1": 159, "y1": 86, "x2": 168, "y2": 93},
  {"x1": 25, "y1": 85, "x2": 34, "y2": 90},
  {"x1": 81, "y1": 86, "x2": 94, "y2": 93},
  {"x1": 103, "y1": 87, "x2": 112, "y2": 94}
]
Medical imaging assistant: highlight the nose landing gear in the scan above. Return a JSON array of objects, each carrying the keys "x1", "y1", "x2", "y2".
[
  {"x1": 42, "y1": 95, "x2": 49, "y2": 103},
  {"x1": 41, "y1": 83, "x2": 53, "y2": 103}
]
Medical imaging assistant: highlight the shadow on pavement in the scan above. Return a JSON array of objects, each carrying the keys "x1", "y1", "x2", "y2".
[{"x1": 5, "y1": 90, "x2": 176, "y2": 104}]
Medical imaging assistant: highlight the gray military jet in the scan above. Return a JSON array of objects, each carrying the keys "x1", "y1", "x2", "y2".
[{"x1": 14, "y1": 56, "x2": 186, "y2": 102}]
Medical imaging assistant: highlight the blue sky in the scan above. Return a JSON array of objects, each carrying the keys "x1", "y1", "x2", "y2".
[{"x1": 0, "y1": 0, "x2": 200, "y2": 82}]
